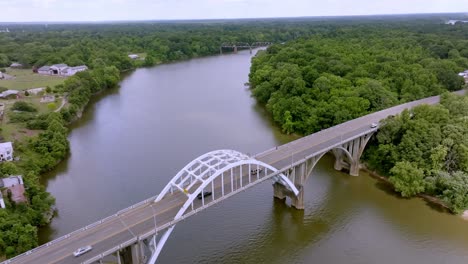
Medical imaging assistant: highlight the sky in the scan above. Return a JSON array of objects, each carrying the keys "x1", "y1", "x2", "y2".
[{"x1": 0, "y1": 0, "x2": 467, "y2": 22}]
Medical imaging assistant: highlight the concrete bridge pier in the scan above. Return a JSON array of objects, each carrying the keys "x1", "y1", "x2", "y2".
[
  {"x1": 332, "y1": 133, "x2": 374, "y2": 176},
  {"x1": 119, "y1": 246, "x2": 133, "y2": 264},
  {"x1": 273, "y1": 162, "x2": 307, "y2": 210}
]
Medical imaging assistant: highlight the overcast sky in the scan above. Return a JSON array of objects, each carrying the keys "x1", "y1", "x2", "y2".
[{"x1": 1, "y1": 0, "x2": 468, "y2": 22}]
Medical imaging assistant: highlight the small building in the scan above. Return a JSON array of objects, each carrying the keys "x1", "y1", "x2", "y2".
[
  {"x1": 0, "y1": 90, "x2": 19, "y2": 99},
  {"x1": 0, "y1": 175, "x2": 26, "y2": 204},
  {"x1": 37, "y1": 66, "x2": 50, "y2": 75},
  {"x1": 37, "y1": 64, "x2": 87, "y2": 76},
  {"x1": 62, "y1": 65, "x2": 88, "y2": 76},
  {"x1": 0, "y1": 175, "x2": 23, "y2": 188},
  {"x1": 128, "y1": 54, "x2": 139, "y2": 60},
  {"x1": 40, "y1": 95, "x2": 55, "y2": 103},
  {"x1": 49, "y1": 64, "x2": 68, "y2": 75},
  {"x1": 0, "y1": 142, "x2": 13, "y2": 162},
  {"x1": 27, "y1": 87, "x2": 45, "y2": 95},
  {"x1": 10, "y1": 62, "x2": 23, "y2": 68}
]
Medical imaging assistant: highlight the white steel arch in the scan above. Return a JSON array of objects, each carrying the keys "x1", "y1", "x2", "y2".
[
  {"x1": 155, "y1": 149, "x2": 298, "y2": 204},
  {"x1": 149, "y1": 149, "x2": 299, "y2": 263}
]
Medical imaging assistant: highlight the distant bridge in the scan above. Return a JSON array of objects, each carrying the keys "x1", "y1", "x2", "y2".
[
  {"x1": 220, "y1": 42, "x2": 272, "y2": 54},
  {"x1": 3, "y1": 91, "x2": 465, "y2": 264}
]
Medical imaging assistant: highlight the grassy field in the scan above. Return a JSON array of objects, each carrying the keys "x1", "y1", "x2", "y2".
[
  {"x1": 0, "y1": 68, "x2": 66, "y2": 91},
  {"x1": 0, "y1": 95, "x2": 61, "y2": 142}
]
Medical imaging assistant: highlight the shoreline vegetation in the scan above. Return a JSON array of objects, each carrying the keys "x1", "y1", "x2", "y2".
[
  {"x1": 248, "y1": 21, "x2": 468, "y2": 214},
  {"x1": 1, "y1": 15, "x2": 468, "y2": 258}
]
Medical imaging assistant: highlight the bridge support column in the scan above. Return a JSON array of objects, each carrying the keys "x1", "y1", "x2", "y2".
[
  {"x1": 120, "y1": 246, "x2": 133, "y2": 264},
  {"x1": 117, "y1": 250, "x2": 122, "y2": 264},
  {"x1": 332, "y1": 149, "x2": 344, "y2": 171},
  {"x1": 332, "y1": 133, "x2": 374, "y2": 177},
  {"x1": 290, "y1": 186, "x2": 304, "y2": 210},
  {"x1": 234, "y1": 45, "x2": 238, "y2": 53},
  {"x1": 273, "y1": 182, "x2": 287, "y2": 200},
  {"x1": 131, "y1": 243, "x2": 142, "y2": 264}
]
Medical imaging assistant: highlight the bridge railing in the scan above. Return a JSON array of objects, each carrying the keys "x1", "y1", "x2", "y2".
[{"x1": 2, "y1": 194, "x2": 159, "y2": 264}]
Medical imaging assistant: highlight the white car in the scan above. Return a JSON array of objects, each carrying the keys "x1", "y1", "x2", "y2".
[
  {"x1": 370, "y1": 123, "x2": 378, "y2": 128},
  {"x1": 73, "y1": 245, "x2": 92, "y2": 257}
]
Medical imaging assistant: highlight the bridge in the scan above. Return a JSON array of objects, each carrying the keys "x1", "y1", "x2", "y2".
[
  {"x1": 220, "y1": 42, "x2": 272, "y2": 54},
  {"x1": 2, "y1": 91, "x2": 464, "y2": 264}
]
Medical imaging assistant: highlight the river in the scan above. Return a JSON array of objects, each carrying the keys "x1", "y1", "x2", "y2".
[{"x1": 39, "y1": 49, "x2": 468, "y2": 263}]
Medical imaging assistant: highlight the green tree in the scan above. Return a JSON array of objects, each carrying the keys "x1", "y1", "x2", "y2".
[{"x1": 389, "y1": 161, "x2": 426, "y2": 197}]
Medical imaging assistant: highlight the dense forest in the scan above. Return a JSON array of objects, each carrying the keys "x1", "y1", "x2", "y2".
[
  {"x1": 365, "y1": 93, "x2": 468, "y2": 214},
  {"x1": 1, "y1": 15, "x2": 468, "y2": 258},
  {"x1": 249, "y1": 22, "x2": 468, "y2": 134},
  {"x1": 247, "y1": 18, "x2": 468, "y2": 214}
]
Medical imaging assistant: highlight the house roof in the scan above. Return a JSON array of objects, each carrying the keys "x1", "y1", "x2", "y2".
[
  {"x1": 51, "y1": 64, "x2": 68, "y2": 69},
  {"x1": 70, "y1": 65, "x2": 88, "y2": 70},
  {"x1": 0, "y1": 90, "x2": 19, "y2": 98},
  {"x1": 10, "y1": 62, "x2": 22, "y2": 67},
  {"x1": 38, "y1": 66, "x2": 50, "y2": 71},
  {"x1": 0, "y1": 142, "x2": 13, "y2": 153},
  {"x1": 0, "y1": 175, "x2": 23, "y2": 188}
]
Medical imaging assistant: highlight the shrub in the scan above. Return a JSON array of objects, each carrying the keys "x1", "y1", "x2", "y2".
[{"x1": 11, "y1": 101, "x2": 37, "y2": 112}]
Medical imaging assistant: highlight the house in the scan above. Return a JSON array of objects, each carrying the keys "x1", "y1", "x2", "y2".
[
  {"x1": 10, "y1": 62, "x2": 23, "y2": 68},
  {"x1": 0, "y1": 142, "x2": 13, "y2": 162},
  {"x1": 0, "y1": 175, "x2": 23, "y2": 188},
  {"x1": 37, "y1": 66, "x2": 51, "y2": 75},
  {"x1": 49, "y1": 64, "x2": 69, "y2": 75},
  {"x1": 62, "y1": 65, "x2": 88, "y2": 76},
  {"x1": 37, "y1": 64, "x2": 88, "y2": 76},
  {"x1": 27, "y1": 87, "x2": 45, "y2": 95},
  {"x1": 0, "y1": 192, "x2": 5, "y2": 209},
  {"x1": 0, "y1": 90, "x2": 19, "y2": 99},
  {"x1": 128, "y1": 54, "x2": 139, "y2": 60},
  {"x1": 0, "y1": 175, "x2": 26, "y2": 204},
  {"x1": 40, "y1": 95, "x2": 55, "y2": 103}
]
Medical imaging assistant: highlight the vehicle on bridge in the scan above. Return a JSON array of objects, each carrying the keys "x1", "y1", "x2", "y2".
[
  {"x1": 250, "y1": 168, "x2": 263, "y2": 175},
  {"x1": 197, "y1": 191, "x2": 212, "y2": 199},
  {"x1": 370, "y1": 123, "x2": 378, "y2": 128},
  {"x1": 73, "y1": 245, "x2": 92, "y2": 257}
]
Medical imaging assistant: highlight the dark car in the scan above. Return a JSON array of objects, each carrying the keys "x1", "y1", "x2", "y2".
[
  {"x1": 250, "y1": 168, "x2": 263, "y2": 175},
  {"x1": 197, "y1": 191, "x2": 212, "y2": 200}
]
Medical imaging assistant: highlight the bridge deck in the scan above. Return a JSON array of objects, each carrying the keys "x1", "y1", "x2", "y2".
[{"x1": 4, "y1": 91, "x2": 463, "y2": 264}]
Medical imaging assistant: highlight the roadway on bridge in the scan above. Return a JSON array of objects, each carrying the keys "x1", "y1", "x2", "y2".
[{"x1": 4, "y1": 91, "x2": 463, "y2": 264}]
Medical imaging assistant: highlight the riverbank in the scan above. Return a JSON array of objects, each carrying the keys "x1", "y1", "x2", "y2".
[{"x1": 361, "y1": 165, "x2": 468, "y2": 219}]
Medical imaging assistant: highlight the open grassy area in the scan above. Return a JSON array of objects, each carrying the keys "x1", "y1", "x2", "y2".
[
  {"x1": 0, "y1": 95, "x2": 61, "y2": 142},
  {"x1": 0, "y1": 68, "x2": 66, "y2": 91}
]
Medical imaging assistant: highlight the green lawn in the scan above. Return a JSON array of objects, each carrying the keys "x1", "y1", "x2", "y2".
[
  {"x1": 0, "y1": 95, "x2": 61, "y2": 142},
  {"x1": 0, "y1": 68, "x2": 66, "y2": 91}
]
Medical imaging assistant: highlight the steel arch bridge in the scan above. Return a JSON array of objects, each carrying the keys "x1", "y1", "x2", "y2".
[{"x1": 147, "y1": 149, "x2": 299, "y2": 263}]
